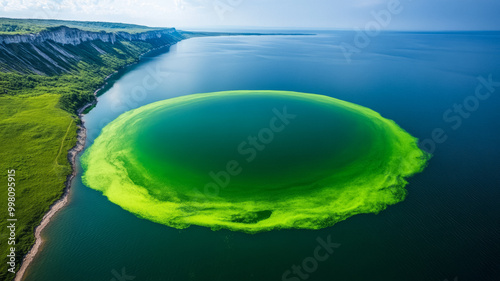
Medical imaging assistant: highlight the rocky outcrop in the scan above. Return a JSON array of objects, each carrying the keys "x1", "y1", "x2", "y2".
[
  {"x1": 0, "y1": 26, "x2": 184, "y2": 75},
  {"x1": 0, "y1": 26, "x2": 179, "y2": 45}
]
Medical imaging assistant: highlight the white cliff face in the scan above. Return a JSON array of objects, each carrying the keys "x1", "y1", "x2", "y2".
[
  {"x1": 0, "y1": 26, "x2": 179, "y2": 45},
  {"x1": 0, "y1": 26, "x2": 184, "y2": 75},
  {"x1": 116, "y1": 28, "x2": 177, "y2": 42}
]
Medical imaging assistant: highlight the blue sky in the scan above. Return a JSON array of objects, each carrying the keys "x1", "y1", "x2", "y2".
[{"x1": 1, "y1": 0, "x2": 499, "y2": 30}]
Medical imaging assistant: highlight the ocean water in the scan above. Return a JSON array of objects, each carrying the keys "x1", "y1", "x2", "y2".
[{"x1": 25, "y1": 31, "x2": 500, "y2": 281}]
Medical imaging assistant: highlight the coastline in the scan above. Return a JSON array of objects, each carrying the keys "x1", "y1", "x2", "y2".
[
  {"x1": 13, "y1": 40, "x2": 182, "y2": 281},
  {"x1": 14, "y1": 115, "x2": 87, "y2": 281}
]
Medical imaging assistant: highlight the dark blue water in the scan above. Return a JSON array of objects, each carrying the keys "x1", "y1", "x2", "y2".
[{"x1": 25, "y1": 31, "x2": 500, "y2": 281}]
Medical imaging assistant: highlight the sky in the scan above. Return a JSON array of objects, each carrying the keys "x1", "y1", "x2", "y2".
[{"x1": 0, "y1": 0, "x2": 499, "y2": 30}]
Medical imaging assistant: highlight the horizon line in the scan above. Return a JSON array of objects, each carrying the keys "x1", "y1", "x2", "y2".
[{"x1": 2, "y1": 16, "x2": 500, "y2": 33}]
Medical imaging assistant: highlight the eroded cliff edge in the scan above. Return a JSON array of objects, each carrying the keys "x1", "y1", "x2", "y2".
[{"x1": 0, "y1": 26, "x2": 184, "y2": 75}]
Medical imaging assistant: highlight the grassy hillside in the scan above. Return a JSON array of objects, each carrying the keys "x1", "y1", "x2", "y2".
[
  {"x1": 0, "y1": 94, "x2": 77, "y2": 278},
  {"x1": 0, "y1": 38, "x2": 169, "y2": 113},
  {"x1": 0, "y1": 17, "x2": 163, "y2": 34},
  {"x1": 0, "y1": 19, "x2": 184, "y2": 281}
]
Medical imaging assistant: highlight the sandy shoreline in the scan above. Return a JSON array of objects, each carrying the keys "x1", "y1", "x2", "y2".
[{"x1": 13, "y1": 41, "x2": 179, "y2": 281}]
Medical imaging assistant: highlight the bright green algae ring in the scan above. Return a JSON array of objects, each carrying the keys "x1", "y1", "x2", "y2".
[{"x1": 82, "y1": 90, "x2": 430, "y2": 233}]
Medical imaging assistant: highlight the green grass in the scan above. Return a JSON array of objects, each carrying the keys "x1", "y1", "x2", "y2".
[
  {"x1": 0, "y1": 94, "x2": 77, "y2": 281},
  {"x1": 0, "y1": 38, "x2": 173, "y2": 112},
  {"x1": 0, "y1": 52, "x2": 154, "y2": 280},
  {"x1": 0, "y1": 64, "x2": 134, "y2": 281}
]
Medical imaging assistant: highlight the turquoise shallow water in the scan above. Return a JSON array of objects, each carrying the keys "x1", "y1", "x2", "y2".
[{"x1": 26, "y1": 31, "x2": 500, "y2": 280}]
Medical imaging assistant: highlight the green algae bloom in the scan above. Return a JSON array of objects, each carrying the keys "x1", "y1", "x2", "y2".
[{"x1": 82, "y1": 90, "x2": 430, "y2": 233}]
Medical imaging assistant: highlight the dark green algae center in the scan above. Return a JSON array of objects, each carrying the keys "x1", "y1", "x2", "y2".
[
  {"x1": 134, "y1": 94, "x2": 372, "y2": 199},
  {"x1": 82, "y1": 90, "x2": 429, "y2": 233}
]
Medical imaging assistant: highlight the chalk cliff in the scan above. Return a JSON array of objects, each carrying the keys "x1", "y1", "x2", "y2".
[{"x1": 0, "y1": 26, "x2": 184, "y2": 75}]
